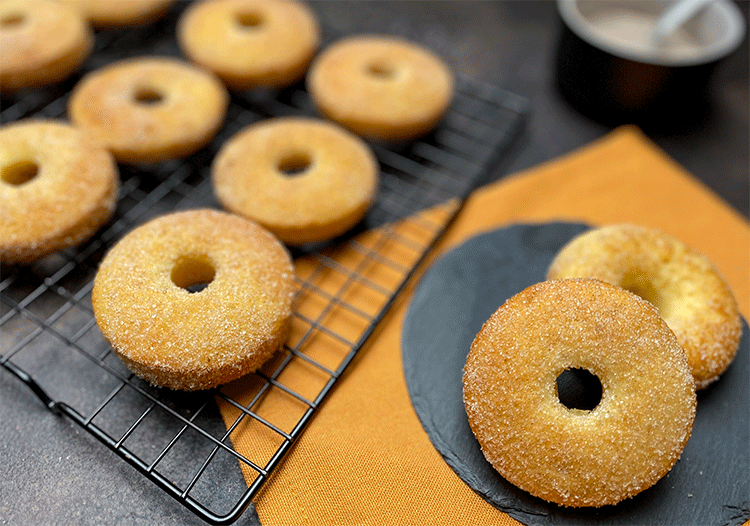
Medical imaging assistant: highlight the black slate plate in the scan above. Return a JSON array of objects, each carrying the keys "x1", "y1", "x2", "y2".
[{"x1": 402, "y1": 222, "x2": 750, "y2": 526}]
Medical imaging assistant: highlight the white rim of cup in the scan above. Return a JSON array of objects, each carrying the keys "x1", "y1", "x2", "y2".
[{"x1": 557, "y1": 0, "x2": 746, "y2": 67}]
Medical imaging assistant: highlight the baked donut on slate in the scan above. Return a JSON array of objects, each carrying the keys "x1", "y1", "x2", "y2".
[
  {"x1": 0, "y1": 0, "x2": 93, "y2": 91},
  {"x1": 212, "y1": 117, "x2": 379, "y2": 245},
  {"x1": 177, "y1": 0, "x2": 320, "y2": 90},
  {"x1": 92, "y1": 209, "x2": 296, "y2": 391},
  {"x1": 306, "y1": 35, "x2": 454, "y2": 142},
  {"x1": 546, "y1": 224, "x2": 742, "y2": 389},
  {"x1": 68, "y1": 57, "x2": 229, "y2": 164},
  {"x1": 0, "y1": 120, "x2": 119, "y2": 264},
  {"x1": 463, "y1": 278, "x2": 697, "y2": 508}
]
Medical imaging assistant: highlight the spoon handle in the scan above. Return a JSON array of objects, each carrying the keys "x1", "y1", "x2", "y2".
[{"x1": 651, "y1": 0, "x2": 714, "y2": 46}]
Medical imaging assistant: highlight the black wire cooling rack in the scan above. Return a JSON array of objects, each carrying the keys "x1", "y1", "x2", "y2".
[{"x1": 0, "y1": 5, "x2": 527, "y2": 525}]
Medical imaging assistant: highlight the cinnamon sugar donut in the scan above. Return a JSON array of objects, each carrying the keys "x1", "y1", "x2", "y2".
[
  {"x1": 60, "y1": 0, "x2": 174, "y2": 29},
  {"x1": 177, "y1": 0, "x2": 320, "y2": 90},
  {"x1": 212, "y1": 117, "x2": 379, "y2": 245},
  {"x1": 463, "y1": 278, "x2": 697, "y2": 508},
  {"x1": 0, "y1": 0, "x2": 93, "y2": 91},
  {"x1": 68, "y1": 57, "x2": 229, "y2": 164},
  {"x1": 546, "y1": 224, "x2": 742, "y2": 389},
  {"x1": 0, "y1": 120, "x2": 119, "y2": 264},
  {"x1": 92, "y1": 209, "x2": 296, "y2": 391},
  {"x1": 306, "y1": 35, "x2": 454, "y2": 142}
]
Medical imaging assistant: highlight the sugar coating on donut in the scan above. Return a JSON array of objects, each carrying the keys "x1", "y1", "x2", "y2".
[
  {"x1": 92, "y1": 209, "x2": 296, "y2": 391},
  {"x1": 212, "y1": 117, "x2": 379, "y2": 245},
  {"x1": 177, "y1": 0, "x2": 320, "y2": 89},
  {"x1": 0, "y1": 0, "x2": 94, "y2": 91},
  {"x1": 68, "y1": 57, "x2": 229, "y2": 164},
  {"x1": 546, "y1": 224, "x2": 742, "y2": 389},
  {"x1": 307, "y1": 35, "x2": 454, "y2": 142},
  {"x1": 463, "y1": 278, "x2": 697, "y2": 508},
  {"x1": 0, "y1": 120, "x2": 119, "y2": 264}
]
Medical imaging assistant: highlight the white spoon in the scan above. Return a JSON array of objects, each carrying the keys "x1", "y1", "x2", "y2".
[{"x1": 650, "y1": 0, "x2": 715, "y2": 46}]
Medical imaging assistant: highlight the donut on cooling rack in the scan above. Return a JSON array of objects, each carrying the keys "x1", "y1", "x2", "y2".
[
  {"x1": 92, "y1": 209, "x2": 296, "y2": 391},
  {"x1": 0, "y1": 120, "x2": 119, "y2": 264},
  {"x1": 211, "y1": 117, "x2": 379, "y2": 245},
  {"x1": 306, "y1": 34, "x2": 455, "y2": 142},
  {"x1": 59, "y1": 0, "x2": 174, "y2": 29},
  {"x1": 546, "y1": 224, "x2": 742, "y2": 389},
  {"x1": 463, "y1": 278, "x2": 697, "y2": 507},
  {"x1": 0, "y1": 0, "x2": 93, "y2": 91},
  {"x1": 68, "y1": 57, "x2": 229, "y2": 165},
  {"x1": 177, "y1": 0, "x2": 320, "y2": 90}
]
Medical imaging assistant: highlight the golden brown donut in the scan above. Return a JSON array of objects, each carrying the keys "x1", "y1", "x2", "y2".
[
  {"x1": 463, "y1": 278, "x2": 697, "y2": 508},
  {"x1": 212, "y1": 117, "x2": 379, "y2": 245},
  {"x1": 546, "y1": 224, "x2": 742, "y2": 389},
  {"x1": 177, "y1": 0, "x2": 320, "y2": 90},
  {"x1": 0, "y1": 0, "x2": 93, "y2": 91},
  {"x1": 0, "y1": 120, "x2": 119, "y2": 264},
  {"x1": 68, "y1": 57, "x2": 229, "y2": 164},
  {"x1": 306, "y1": 35, "x2": 454, "y2": 142},
  {"x1": 92, "y1": 209, "x2": 296, "y2": 391},
  {"x1": 59, "y1": 0, "x2": 174, "y2": 29}
]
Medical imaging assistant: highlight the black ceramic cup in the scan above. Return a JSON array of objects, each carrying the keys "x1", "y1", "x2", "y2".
[{"x1": 555, "y1": 0, "x2": 745, "y2": 127}]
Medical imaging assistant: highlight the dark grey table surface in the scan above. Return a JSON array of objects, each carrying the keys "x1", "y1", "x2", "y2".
[{"x1": 1, "y1": 2, "x2": 748, "y2": 526}]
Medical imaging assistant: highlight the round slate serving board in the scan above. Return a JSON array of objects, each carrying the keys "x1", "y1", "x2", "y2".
[{"x1": 402, "y1": 222, "x2": 749, "y2": 525}]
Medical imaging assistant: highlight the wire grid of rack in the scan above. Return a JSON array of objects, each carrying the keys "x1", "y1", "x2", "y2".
[{"x1": 0, "y1": 7, "x2": 528, "y2": 525}]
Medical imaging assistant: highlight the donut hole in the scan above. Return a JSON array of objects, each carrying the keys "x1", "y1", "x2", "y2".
[
  {"x1": 0, "y1": 12, "x2": 26, "y2": 28},
  {"x1": 235, "y1": 10, "x2": 264, "y2": 29},
  {"x1": 366, "y1": 60, "x2": 398, "y2": 80},
  {"x1": 171, "y1": 255, "x2": 216, "y2": 293},
  {"x1": 277, "y1": 151, "x2": 312, "y2": 177},
  {"x1": 621, "y1": 272, "x2": 665, "y2": 313},
  {"x1": 556, "y1": 368, "x2": 603, "y2": 411},
  {"x1": 1, "y1": 159, "x2": 39, "y2": 186},
  {"x1": 133, "y1": 86, "x2": 165, "y2": 106}
]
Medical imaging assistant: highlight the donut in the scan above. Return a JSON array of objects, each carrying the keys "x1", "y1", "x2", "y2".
[
  {"x1": 306, "y1": 35, "x2": 454, "y2": 142},
  {"x1": 0, "y1": 0, "x2": 93, "y2": 91},
  {"x1": 68, "y1": 57, "x2": 229, "y2": 164},
  {"x1": 0, "y1": 120, "x2": 119, "y2": 264},
  {"x1": 546, "y1": 224, "x2": 742, "y2": 389},
  {"x1": 212, "y1": 117, "x2": 379, "y2": 245},
  {"x1": 177, "y1": 0, "x2": 320, "y2": 90},
  {"x1": 59, "y1": 0, "x2": 174, "y2": 29},
  {"x1": 463, "y1": 278, "x2": 697, "y2": 508},
  {"x1": 92, "y1": 209, "x2": 296, "y2": 391}
]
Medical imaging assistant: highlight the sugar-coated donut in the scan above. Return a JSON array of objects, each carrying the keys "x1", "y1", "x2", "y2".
[
  {"x1": 463, "y1": 278, "x2": 697, "y2": 508},
  {"x1": 60, "y1": 0, "x2": 174, "y2": 29},
  {"x1": 92, "y1": 209, "x2": 296, "y2": 391},
  {"x1": 0, "y1": 0, "x2": 93, "y2": 91},
  {"x1": 68, "y1": 57, "x2": 229, "y2": 164},
  {"x1": 177, "y1": 0, "x2": 320, "y2": 90},
  {"x1": 0, "y1": 120, "x2": 119, "y2": 264},
  {"x1": 546, "y1": 224, "x2": 742, "y2": 389},
  {"x1": 306, "y1": 35, "x2": 454, "y2": 142},
  {"x1": 212, "y1": 117, "x2": 379, "y2": 245}
]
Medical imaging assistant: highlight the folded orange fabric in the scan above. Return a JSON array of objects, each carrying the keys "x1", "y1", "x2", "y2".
[{"x1": 221, "y1": 125, "x2": 749, "y2": 525}]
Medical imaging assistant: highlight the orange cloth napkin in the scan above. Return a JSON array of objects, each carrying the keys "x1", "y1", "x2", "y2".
[{"x1": 221, "y1": 125, "x2": 749, "y2": 525}]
